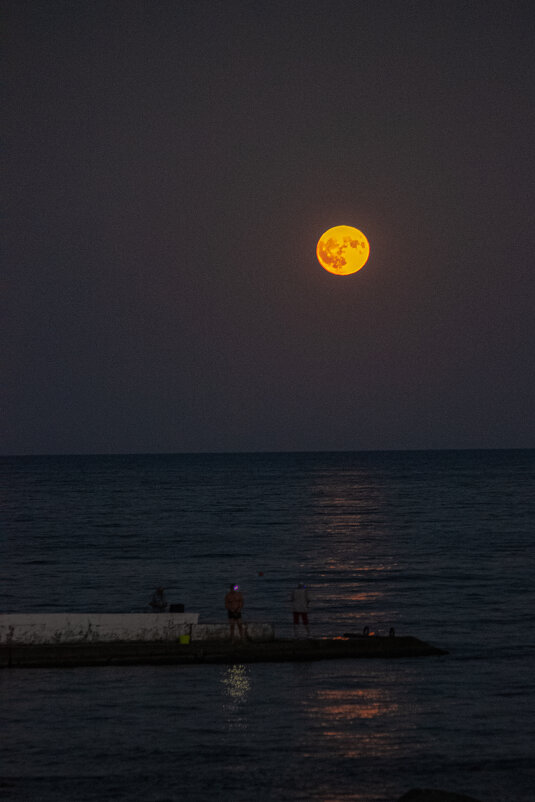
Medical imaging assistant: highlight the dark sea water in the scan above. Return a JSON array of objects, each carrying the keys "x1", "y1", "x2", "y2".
[{"x1": 1, "y1": 450, "x2": 534, "y2": 801}]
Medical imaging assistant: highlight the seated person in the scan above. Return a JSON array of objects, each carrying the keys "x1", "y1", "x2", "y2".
[{"x1": 149, "y1": 586, "x2": 168, "y2": 612}]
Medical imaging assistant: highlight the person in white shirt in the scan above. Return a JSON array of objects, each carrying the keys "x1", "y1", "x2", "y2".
[{"x1": 291, "y1": 582, "x2": 310, "y2": 638}]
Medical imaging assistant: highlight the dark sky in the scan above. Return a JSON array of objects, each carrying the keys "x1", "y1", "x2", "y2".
[{"x1": 3, "y1": 0, "x2": 534, "y2": 454}]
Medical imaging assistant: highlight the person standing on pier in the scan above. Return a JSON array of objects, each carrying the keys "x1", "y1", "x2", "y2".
[
  {"x1": 149, "y1": 586, "x2": 168, "y2": 612},
  {"x1": 225, "y1": 584, "x2": 244, "y2": 641},
  {"x1": 291, "y1": 582, "x2": 310, "y2": 638}
]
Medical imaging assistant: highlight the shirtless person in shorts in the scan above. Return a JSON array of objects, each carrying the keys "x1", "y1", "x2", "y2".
[{"x1": 225, "y1": 584, "x2": 244, "y2": 641}]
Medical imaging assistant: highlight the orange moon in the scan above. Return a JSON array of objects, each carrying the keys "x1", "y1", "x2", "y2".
[{"x1": 316, "y1": 225, "x2": 370, "y2": 275}]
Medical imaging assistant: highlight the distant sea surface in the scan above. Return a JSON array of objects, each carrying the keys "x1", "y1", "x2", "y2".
[{"x1": 1, "y1": 450, "x2": 534, "y2": 801}]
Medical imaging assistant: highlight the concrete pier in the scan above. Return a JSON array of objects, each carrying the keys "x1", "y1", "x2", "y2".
[
  {"x1": 0, "y1": 635, "x2": 447, "y2": 669},
  {"x1": 0, "y1": 614, "x2": 446, "y2": 668}
]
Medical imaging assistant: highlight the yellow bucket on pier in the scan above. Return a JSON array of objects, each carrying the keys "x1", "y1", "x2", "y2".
[{"x1": 179, "y1": 634, "x2": 190, "y2": 645}]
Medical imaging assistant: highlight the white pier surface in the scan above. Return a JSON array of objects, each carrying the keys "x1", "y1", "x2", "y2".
[
  {"x1": 0, "y1": 613, "x2": 199, "y2": 645},
  {"x1": 0, "y1": 614, "x2": 275, "y2": 645}
]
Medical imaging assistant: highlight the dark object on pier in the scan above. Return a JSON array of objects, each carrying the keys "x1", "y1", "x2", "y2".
[
  {"x1": 169, "y1": 604, "x2": 185, "y2": 613},
  {"x1": 343, "y1": 625, "x2": 372, "y2": 638},
  {"x1": 344, "y1": 626, "x2": 396, "y2": 638},
  {"x1": 1, "y1": 635, "x2": 448, "y2": 669},
  {"x1": 398, "y1": 789, "x2": 482, "y2": 802}
]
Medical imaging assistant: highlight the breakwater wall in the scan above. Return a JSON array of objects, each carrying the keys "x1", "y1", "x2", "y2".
[{"x1": 0, "y1": 614, "x2": 274, "y2": 646}]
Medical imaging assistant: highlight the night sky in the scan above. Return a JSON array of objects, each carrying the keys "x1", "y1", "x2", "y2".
[{"x1": 3, "y1": 1, "x2": 534, "y2": 455}]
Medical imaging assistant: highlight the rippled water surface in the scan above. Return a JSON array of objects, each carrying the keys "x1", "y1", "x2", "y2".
[{"x1": 1, "y1": 450, "x2": 534, "y2": 801}]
